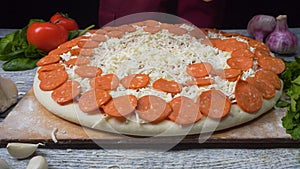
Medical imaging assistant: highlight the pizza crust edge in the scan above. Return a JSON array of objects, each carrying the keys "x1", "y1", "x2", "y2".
[{"x1": 33, "y1": 74, "x2": 283, "y2": 136}]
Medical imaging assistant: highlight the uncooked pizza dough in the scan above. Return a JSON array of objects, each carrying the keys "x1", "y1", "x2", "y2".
[{"x1": 33, "y1": 19, "x2": 284, "y2": 136}]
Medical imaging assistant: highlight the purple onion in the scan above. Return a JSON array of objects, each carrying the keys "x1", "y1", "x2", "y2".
[
  {"x1": 265, "y1": 15, "x2": 298, "y2": 54},
  {"x1": 247, "y1": 15, "x2": 276, "y2": 41}
]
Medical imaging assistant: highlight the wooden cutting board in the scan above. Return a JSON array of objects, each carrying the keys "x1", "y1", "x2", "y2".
[{"x1": 0, "y1": 88, "x2": 297, "y2": 149}]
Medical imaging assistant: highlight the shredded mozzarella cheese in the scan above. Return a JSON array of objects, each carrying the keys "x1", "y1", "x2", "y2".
[{"x1": 62, "y1": 23, "x2": 257, "y2": 101}]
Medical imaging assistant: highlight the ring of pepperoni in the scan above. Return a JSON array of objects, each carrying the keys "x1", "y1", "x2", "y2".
[{"x1": 33, "y1": 19, "x2": 283, "y2": 136}]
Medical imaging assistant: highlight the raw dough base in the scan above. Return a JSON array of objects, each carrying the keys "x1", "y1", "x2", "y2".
[{"x1": 33, "y1": 75, "x2": 282, "y2": 136}]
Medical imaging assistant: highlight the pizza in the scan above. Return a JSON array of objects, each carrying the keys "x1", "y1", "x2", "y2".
[{"x1": 33, "y1": 20, "x2": 285, "y2": 136}]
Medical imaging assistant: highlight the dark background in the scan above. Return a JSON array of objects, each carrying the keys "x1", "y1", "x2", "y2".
[{"x1": 0, "y1": 0, "x2": 299, "y2": 29}]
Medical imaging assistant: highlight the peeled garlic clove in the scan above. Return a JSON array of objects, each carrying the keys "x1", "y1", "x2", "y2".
[
  {"x1": 0, "y1": 158, "x2": 12, "y2": 169},
  {"x1": 26, "y1": 156, "x2": 48, "y2": 169},
  {"x1": 6, "y1": 143, "x2": 43, "y2": 159},
  {"x1": 0, "y1": 77, "x2": 18, "y2": 113}
]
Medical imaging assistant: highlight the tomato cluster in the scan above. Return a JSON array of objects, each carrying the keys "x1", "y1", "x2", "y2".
[{"x1": 27, "y1": 13, "x2": 79, "y2": 52}]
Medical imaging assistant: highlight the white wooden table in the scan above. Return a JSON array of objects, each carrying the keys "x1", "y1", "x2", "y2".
[{"x1": 1, "y1": 29, "x2": 300, "y2": 169}]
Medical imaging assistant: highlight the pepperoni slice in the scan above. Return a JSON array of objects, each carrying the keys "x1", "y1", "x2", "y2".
[
  {"x1": 58, "y1": 36, "x2": 84, "y2": 49},
  {"x1": 144, "y1": 20, "x2": 159, "y2": 27},
  {"x1": 91, "y1": 34, "x2": 107, "y2": 42},
  {"x1": 227, "y1": 56, "x2": 253, "y2": 71},
  {"x1": 225, "y1": 40, "x2": 248, "y2": 52},
  {"x1": 209, "y1": 38, "x2": 223, "y2": 46},
  {"x1": 186, "y1": 62, "x2": 212, "y2": 78},
  {"x1": 65, "y1": 57, "x2": 91, "y2": 67},
  {"x1": 248, "y1": 39, "x2": 270, "y2": 52},
  {"x1": 167, "y1": 27, "x2": 187, "y2": 36},
  {"x1": 107, "y1": 30, "x2": 125, "y2": 38},
  {"x1": 75, "y1": 65, "x2": 102, "y2": 78},
  {"x1": 213, "y1": 68, "x2": 242, "y2": 81},
  {"x1": 198, "y1": 90, "x2": 231, "y2": 119},
  {"x1": 92, "y1": 74, "x2": 119, "y2": 91},
  {"x1": 39, "y1": 69, "x2": 68, "y2": 91},
  {"x1": 143, "y1": 26, "x2": 161, "y2": 34},
  {"x1": 257, "y1": 56, "x2": 286, "y2": 74},
  {"x1": 174, "y1": 23, "x2": 184, "y2": 27},
  {"x1": 48, "y1": 46, "x2": 71, "y2": 56},
  {"x1": 212, "y1": 38, "x2": 248, "y2": 52},
  {"x1": 189, "y1": 28, "x2": 206, "y2": 39},
  {"x1": 136, "y1": 95, "x2": 172, "y2": 123},
  {"x1": 69, "y1": 48, "x2": 81, "y2": 56},
  {"x1": 78, "y1": 88, "x2": 112, "y2": 113},
  {"x1": 186, "y1": 78, "x2": 215, "y2": 87},
  {"x1": 36, "y1": 54, "x2": 61, "y2": 66},
  {"x1": 77, "y1": 39, "x2": 99, "y2": 49},
  {"x1": 254, "y1": 48, "x2": 272, "y2": 58},
  {"x1": 102, "y1": 26, "x2": 118, "y2": 32},
  {"x1": 231, "y1": 48, "x2": 255, "y2": 58},
  {"x1": 51, "y1": 80, "x2": 82, "y2": 105},
  {"x1": 220, "y1": 31, "x2": 240, "y2": 37},
  {"x1": 78, "y1": 48, "x2": 94, "y2": 56},
  {"x1": 152, "y1": 78, "x2": 182, "y2": 94},
  {"x1": 246, "y1": 77, "x2": 276, "y2": 99},
  {"x1": 103, "y1": 95, "x2": 137, "y2": 118},
  {"x1": 38, "y1": 63, "x2": 65, "y2": 73},
  {"x1": 235, "y1": 80, "x2": 263, "y2": 113},
  {"x1": 255, "y1": 70, "x2": 282, "y2": 90},
  {"x1": 120, "y1": 74, "x2": 150, "y2": 89},
  {"x1": 159, "y1": 23, "x2": 175, "y2": 29},
  {"x1": 87, "y1": 29, "x2": 98, "y2": 34},
  {"x1": 131, "y1": 21, "x2": 145, "y2": 27},
  {"x1": 38, "y1": 66, "x2": 65, "y2": 80},
  {"x1": 69, "y1": 48, "x2": 93, "y2": 57},
  {"x1": 118, "y1": 24, "x2": 136, "y2": 33},
  {"x1": 95, "y1": 29, "x2": 107, "y2": 35},
  {"x1": 168, "y1": 96, "x2": 202, "y2": 125}
]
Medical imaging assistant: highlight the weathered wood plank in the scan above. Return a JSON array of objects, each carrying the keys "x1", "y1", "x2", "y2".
[{"x1": 1, "y1": 148, "x2": 300, "y2": 168}]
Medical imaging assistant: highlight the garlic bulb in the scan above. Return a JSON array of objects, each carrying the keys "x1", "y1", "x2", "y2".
[
  {"x1": 6, "y1": 143, "x2": 44, "y2": 159},
  {"x1": 265, "y1": 15, "x2": 298, "y2": 54},
  {"x1": 26, "y1": 156, "x2": 48, "y2": 169},
  {"x1": 247, "y1": 14, "x2": 276, "y2": 41}
]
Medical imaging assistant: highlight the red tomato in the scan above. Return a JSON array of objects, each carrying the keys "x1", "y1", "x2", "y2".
[
  {"x1": 50, "y1": 13, "x2": 78, "y2": 31},
  {"x1": 50, "y1": 13, "x2": 64, "y2": 23},
  {"x1": 55, "y1": 18, "x2": 79, "y2": 31},
  {"x1": 27, "y1": 22, "x2": 68, "y2": 52}
]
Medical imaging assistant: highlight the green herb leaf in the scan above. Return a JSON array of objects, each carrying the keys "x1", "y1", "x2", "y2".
[
  {"x1": 280, "y1": 56, "x2": 300, "y2": 140},
  {"x1": 24, "y1": 44, "x2": 46, "y2": 58},
  {"x1": 282, "y1": 107, "x2": 297, "y2": 130},
  {"x1": 68, "y1": 24, "x2": 95, "y2": 40},
  {"x1": 68, "y1": 30, "x2": 80, "y2": 40},
  {"x1": 27, "y1": 19, "x2": 45, "y2": 26},
  {"x1": 0, "y1": 18, "x2": 45, "y2": 70},
  {"x1": 295, "y1": 56, "x2": 300, "y2": 63},
  {"x1": 290, "y1": 126, "x2": 300, "y2": 140},
  {"x1": 78, "y1": 24, "x2": 95, "y2": 36},
  {"x1": 2, "y1": 58, "x2": 38, "y2": 71},
  {"x1": 276, "y1": 100, "x2": 290, "y2": 108},
  {"x1": 292, "y1": 75, "x2": 300, "y2": 85},
  {"x1": 0, "y1": 31, "x2": 20, "y2": 60}
]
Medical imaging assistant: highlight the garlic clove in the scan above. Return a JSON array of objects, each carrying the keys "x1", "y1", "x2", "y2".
[
  {"x1": 26, "y1": 156, "x2": 48, "y2": 169},
  {"x1": 6, "y1": 143, "x2": 44, "y2": 159},
  {"x1": 0, "y1": 158, "x2": 12, "y2": 169},
  {"x1": 0, "y1": 77, "x2": 18, "y2": 113}
]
